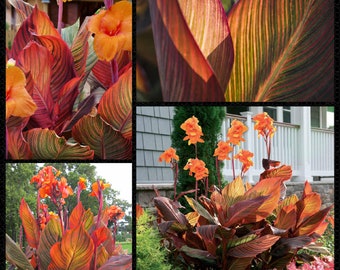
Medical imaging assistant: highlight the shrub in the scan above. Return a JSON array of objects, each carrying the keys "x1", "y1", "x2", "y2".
[{"x1": 136, "y1": 207, "x2": 173, "y2": 270}]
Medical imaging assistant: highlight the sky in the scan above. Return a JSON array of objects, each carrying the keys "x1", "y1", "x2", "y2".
[
  {"x1": 36, "y1": 163, "x2": 132, "y2": 204},
  {"x1": 91, "y1": 163, "x2": 132, "y2": 203}
]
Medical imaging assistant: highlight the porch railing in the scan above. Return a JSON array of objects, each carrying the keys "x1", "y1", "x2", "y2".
[{"x1": 222, "y1": 113, "x2": 334, "y2": 183}]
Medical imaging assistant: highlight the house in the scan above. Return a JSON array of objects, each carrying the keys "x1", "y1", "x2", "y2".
[{"x1": 136, "y1": 106, "x2": 334, "y2": 207}]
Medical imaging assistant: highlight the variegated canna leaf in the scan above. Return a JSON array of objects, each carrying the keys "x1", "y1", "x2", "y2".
[
  {"x1": 228, "y1": 235, "x2": 280, "y2": 258},
  {"x1": 24, "y1": 128, "x2": 94, "y2": 159},
  {"x1": 49, "y1": 225, "x2": 94, "y2": 270},
  {"x1": 37, "y1": 219, "x2": 62, "y2": 270},
  {"x1": 148, "y1": 0, "x2": 233, "y2": 101},
  {"x1": 72, "y1": 114, "x2": 132, "y2": 160},
  {"x1": 19, "y1": 198, "x2": 40, "y2": 249},
  {"x1": 227, "y1": 0, "x2": 334, "y2": 101},
  {"x1": 6, "y1": 234, "x2": 34, "y2": 270},
  {"x1": 98, "y1": 68, "x2": 132, "y2": 140}
]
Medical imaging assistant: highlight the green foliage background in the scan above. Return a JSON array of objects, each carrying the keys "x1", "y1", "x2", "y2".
[{"x1": 171, "y1": 106, "x2": 225, "y2": 202}]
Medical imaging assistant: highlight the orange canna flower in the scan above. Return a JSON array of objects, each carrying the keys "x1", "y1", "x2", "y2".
[
  {"x1": 78, "y1": 177, "x2": 87, "y2": 192},
  {"x1": 180, "y1": 116, "x2": 204, "y2": 145},
  {"x1": 213, "y1": 141, "x2": 233, "y2": 160},
  {"x1": 253, "y1": 112, "x2": 276, "y2": 138},
  {"x1": 89, "y1": 180, "x2": 111, "y2": 197},
  {"x1": 6, "y1": 63, "x2": 37, "y2": 120},
  {"x1": 57, "y1": 177, "x2": 74, "y2": 198},
  {"x1": 184, "y1": 158, "x2": 209, "y2": 181},
  {"x1": 87, "y1": 1, "x2": 132, "y2": 61},
  {"x1": 227, "y1": 120, "x2": 248, "y2": 145},
  {"x1": 159, "y1": 147, "x2": 179, "y2": 163},
  {"x1": 107, "y1": 205, "x2": 125, "y2": 220},
  {"x1": 234, "y1": 149, "x2": 254, "y2": 173}
]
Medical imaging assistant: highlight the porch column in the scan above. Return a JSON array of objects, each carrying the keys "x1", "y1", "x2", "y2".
[
  {"x1": 241, "y1": 111, "x2": 254, "y2": 183},
  {"x1": 294, "y1": 107, "x2": 313, "y2": 182}
]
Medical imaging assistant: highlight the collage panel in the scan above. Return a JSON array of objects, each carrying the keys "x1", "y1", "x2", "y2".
[
  {"x1": 5, "y1": 1, "x2": 133, "y2": 269},
  {"x1": 6, "y1": 163, "x2": 132, "y2": 269},
  {"x1": 137, "y1": 1, "x2": 334, "y2": 102},
  {"x1": 6, "y1": 0, "x2": 132, "y2": 160},
  {"x1": 136, "y1": 106, "x2": 334, "y2": 269}
]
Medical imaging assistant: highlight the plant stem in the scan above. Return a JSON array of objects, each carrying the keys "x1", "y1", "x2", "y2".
[
  {"x1": 232, "y1": 145, "x2": 236, "y2": 180},
  {"x1": 216, "y1": 157, "x2": 221, "y2": 190},
  {"x1": 195, "y1": 181, "x2": 198, "y2": 201},
  {"x1": 96, "y1": 179, "x2": 103, "y2": 229},
  {"x1": 111, "y1": 58, "x2": 119, "y2": 84},
  {"x1": 173, "y1": 161, "x2": 178, "y2": 201},
  {"x1": 57, "y1": 0, "x2": 63, "y2": 34}
]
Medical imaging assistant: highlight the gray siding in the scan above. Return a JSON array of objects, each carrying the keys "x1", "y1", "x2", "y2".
[{"x1": 136, "y1": 107, "x2": 175, "y2": 184}]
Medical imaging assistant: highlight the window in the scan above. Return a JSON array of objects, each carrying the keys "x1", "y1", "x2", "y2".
[
  {"x1": 311, "y1": 107, "x2": 320, "y2": 128},
  {"x1": 283, "y1": 106, "x2": 291, "y2": 123},
  {"x1": 263, "y1": 106, "x2": 291, "y2": 123},
  {"x1": 226, "y1": 106, "x2": 249, "y2": 115}
]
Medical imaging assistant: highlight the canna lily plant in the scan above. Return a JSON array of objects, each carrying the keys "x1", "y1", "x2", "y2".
[
  {"x1": 6, "y1": 166, "x2": 131, "y2": 270},
  {"x1": 154, "y1": 113, "x2": 333, "y2": 269},
  {"x1": 137, "y1": 0, "x2": 334, "y2": 102},
  {"x1": 6, "y1": 0, "x2": 132, "y2": 159}
]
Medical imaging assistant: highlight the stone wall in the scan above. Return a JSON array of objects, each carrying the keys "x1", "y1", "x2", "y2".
[
  {"x1": 137, "y1": 181, "x2": 334, "y2": 209},
  {"x1": 285, "y1": 181, "x2": 334, "y2": 209}
]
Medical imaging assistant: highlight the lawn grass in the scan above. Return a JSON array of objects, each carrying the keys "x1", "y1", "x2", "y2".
[{"x1": 118, "y1": 241, "x2": 132, "y2": 254}]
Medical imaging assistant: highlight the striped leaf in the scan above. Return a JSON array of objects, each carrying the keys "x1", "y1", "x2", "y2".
[
  {"x1": 9, "y1": 6, "x2": 59, "y2": 59},
  {"x1": 6, "y1": 234, "x2": 34, "y2": 270},
  {"x1": 6, "y1": 118, "x2": 32, "y2": 159},
  {"x1": 17, "y1": 42, "x2": 54, "y2": 129},
  {"x1": 37, "y1": 219, "x2": 62, "y2": 270},
  {"x1": 148, "y1": 0, "x2": 233, "y2": 101},
  {"x1": 48, "y1": 225, "x2": 94, "y2": 270},
  {"x1": 97, "y1": 68, "x2": 132, "y2": 140},
  {"x1": 33, "y1": 35, "x2": 77, "y2": 103},
  {"x1": 19, "y1": 198, "x2": 40, "y2": 249},
  {"x1": 69, "y1": 202, "x2": 94, "y2": 232},
  {"x1": 227, "y1": 0, "x2": 334, "y2": 101},
  {"x1": 228, "y1": 235, "x2": 280, "y2": 258},
  {"x1": 72, "y1": 115, "x2": 132, "y2": 160},
  {"x1": 25, "y1": 128, "x2": 94, "y2": 159},
  {"x1": 70, "y1": 17, "x2": 91, "y2": 77},
  {"x1": 97, "y1": 255, "x2": 132, "y2": 270},
  {"x1": 8, "y1": 0, "x2": 33, "y2": 23}
]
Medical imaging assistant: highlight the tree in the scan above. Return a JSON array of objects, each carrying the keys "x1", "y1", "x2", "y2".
[
  {"x1": 6, "y1": 163, "x2": 38, "y2": 243},
  {"x1": 171, "y1": 106, "x2": 225, "y2": 202}
]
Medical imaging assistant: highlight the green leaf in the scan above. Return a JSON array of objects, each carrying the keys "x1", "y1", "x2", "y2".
[
  {"x1": 72, "y1": 114, "x2": 132, "y2": 160},
  {"x1": 148, "y1": 0, "x2": 233, "y2": 101},
  {"x1": 25, "y1": 128, "x2": 94, "y2": 159},
  {"x1": 227, "y1": 0, "x2": 334, "y2": 101},
  {"x1": 98, "y1": 68, "x2": 132, "y2": 140},
  {"x1": 19, "y1": 198, "x2": 40, "y2": 249},
  {"x1": 37, "y1": 219, "x2": 62, "y2": 270},
  {"x1": 227, "y1": 234, "x2": 257, "y2": 249},
  {"x1": 61, "y1": 18, "x2": 80, "y2": 48},
  {"x1": 6, "y1": 234, "x2": 34, "y2": 270}
]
